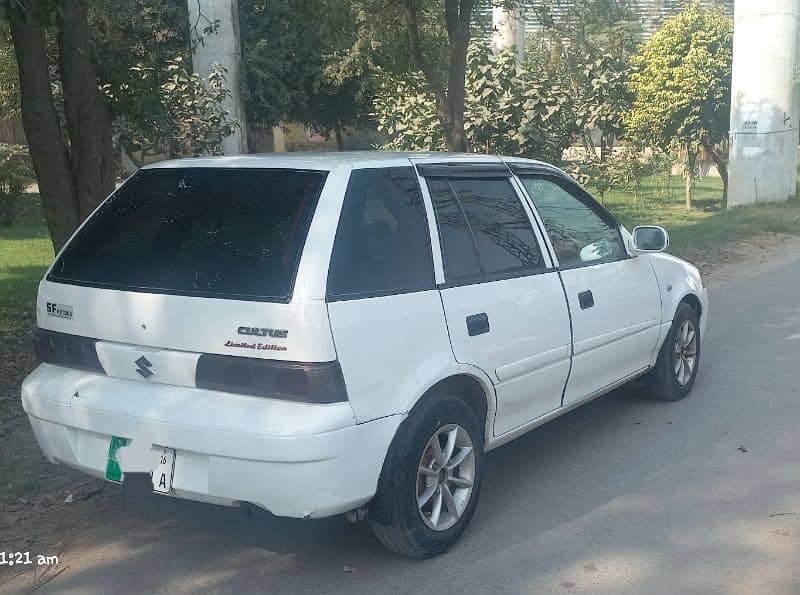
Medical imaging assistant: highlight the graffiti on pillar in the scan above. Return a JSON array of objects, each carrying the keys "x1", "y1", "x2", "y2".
[{"x1": 741, "y1": 120, "x2": 758, "y2": 132}]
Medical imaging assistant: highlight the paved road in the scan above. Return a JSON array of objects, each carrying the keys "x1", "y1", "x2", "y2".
[{"x1": 19, "y1": 258, "x2": 800, "y2": 594}]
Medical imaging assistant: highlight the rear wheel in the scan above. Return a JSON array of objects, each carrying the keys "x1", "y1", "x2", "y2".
[
  {"x1": 648, "y1": 302, "x2": 700, "y2": 401},
  {"x1": 369, "y1": 393, "x2": 484, "y2": 558}
]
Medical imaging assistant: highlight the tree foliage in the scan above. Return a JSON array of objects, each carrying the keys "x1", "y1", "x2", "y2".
[
  {"x1": 239, "y1": 0, "x2": 371, "y2": 147},
  {"x1": 0, "y1": 24, "x2": 19, "y2": 116},
  {"x1": 110, "y1": 58, "x2": 237, "y2": 167},
  {"x1": 339, "y1": 0, "x2": 482, "y2": 151},
  {"x1": 525, "y1": 0, "x2": 640, "y2": 159},
  {"x1": 0, "y1": 143, "x2": 33, "y2": 226},
  {"x1": 0, "y1": 0, "x2": 240, "y2": 248},
  {"x1": 90, "y1": 1, "x2": 236, "y2": 164},
  {"x1": 374, "y1": 44, "x2": 572, "y2": 161},
  {"x1": 624, "y1": 1, "x2": 733, "y2": 208}
]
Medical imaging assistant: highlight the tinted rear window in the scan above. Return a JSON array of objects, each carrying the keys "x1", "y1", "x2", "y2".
[{"x1": 48, "y1": 168, "x2": 327, "y2": 301}]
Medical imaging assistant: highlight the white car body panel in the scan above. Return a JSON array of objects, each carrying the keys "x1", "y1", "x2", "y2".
[
  {"x1": 559, "y1": 256, "x2": 662, "y2": 405},
  {"x1": 327, "y1": 291, "x2": 457, "y2": 424},
  {"x1": 647, "y1": 251, "x2": 709, "y2": 338},
  {"x1": 439, "y1": 274, "x2": 572, "y2": 436},
  {"x1": 22, "y1": 364, "x2": 401, "y2": 518},
  {"x1": 21, "y1": 151, "x2": 709, "y2": 520},
  {"x1": 36, "y1": 283, "x2": 337, "y2": 362}
]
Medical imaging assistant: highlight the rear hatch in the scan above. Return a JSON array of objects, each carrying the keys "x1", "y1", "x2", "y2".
[{"x1": 35, "y1": 166, "x2": 344, "y2": 403}]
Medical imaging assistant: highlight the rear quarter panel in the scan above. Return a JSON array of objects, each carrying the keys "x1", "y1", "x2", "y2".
[{"x1": 327, "y1": 291, "x2": 478, "y2": 424}]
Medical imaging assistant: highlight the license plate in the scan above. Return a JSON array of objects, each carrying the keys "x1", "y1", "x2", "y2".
[{"x1": 151, "y1": 447, "x2": 175, "y2": 494}]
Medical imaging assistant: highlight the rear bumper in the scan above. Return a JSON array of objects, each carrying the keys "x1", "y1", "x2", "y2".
[{"x1": 21, "y1": 364, "x2": 402, "y2": 518}]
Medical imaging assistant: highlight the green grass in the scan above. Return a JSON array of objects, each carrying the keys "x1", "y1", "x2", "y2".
[
  {"x1": 600, "y1": 174, "x2": 800, "y2": 265},
  {"x1": 0, "y1": 194, "x2": 53, "y2": 307}
]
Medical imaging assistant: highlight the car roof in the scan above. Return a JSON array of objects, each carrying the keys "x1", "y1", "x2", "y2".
[{"x1": 141, "y1": 151, "x2": 562, "y2": 173}]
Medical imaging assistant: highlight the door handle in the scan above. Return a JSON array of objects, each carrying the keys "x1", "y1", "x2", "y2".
[
  {"x1": 578, "y1": 290, "x2": 594, "y2": 309},
  {"x1": 466, "y1": 313, "x2": 490, "y2": 336}
]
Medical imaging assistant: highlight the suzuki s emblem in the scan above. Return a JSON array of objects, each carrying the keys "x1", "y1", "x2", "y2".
[{"x1": 135, "y1": 356, "x2": 154, "y2": 379}]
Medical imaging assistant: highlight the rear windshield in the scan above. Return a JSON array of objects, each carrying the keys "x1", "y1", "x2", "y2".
[{"x1": 48, "y1": 168, "x2": 327, "y2": 301}]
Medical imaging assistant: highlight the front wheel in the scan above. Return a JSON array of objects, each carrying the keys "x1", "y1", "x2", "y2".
[
  {"x1": 648, "y1": 302, "x2": 700, "y2": 401},
  {"x1": 369, "y1": 393, "x2": 484, "y2": 558}
]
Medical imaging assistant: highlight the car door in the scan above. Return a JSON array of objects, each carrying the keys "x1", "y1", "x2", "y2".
[
  {"x1": 418, "y1": 164, "x2": 572, "y2": 436},
  {"x1": 515, "y1": 173, "x2": 662, "y2": 406}
]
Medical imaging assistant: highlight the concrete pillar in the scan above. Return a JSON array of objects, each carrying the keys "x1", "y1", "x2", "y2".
[
  {"x1": 728, "y1": 0, "x2": 800, "y2": 206},
  {"x1": 187, "y1": 0, "x2": 247, "y2": 154},
  {"x1": 492, "y1": 3, "x2": 525, "y2": 61}
]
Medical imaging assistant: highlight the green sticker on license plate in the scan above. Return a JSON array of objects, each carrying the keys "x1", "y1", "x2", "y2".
[{"x1": 105, "y1": 436, "x2": 129, "y2": 482}]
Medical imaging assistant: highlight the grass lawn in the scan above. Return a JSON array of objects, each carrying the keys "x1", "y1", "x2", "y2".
[
  {"x1": 0, "y1": 196, "x2": 56, "y2": 503},
  {"x1": 600, "y1": 174, "x2": 800, "y2": 265},
  {"x1": 0, "y1": 194, "x2": 53, "y2": 308}
]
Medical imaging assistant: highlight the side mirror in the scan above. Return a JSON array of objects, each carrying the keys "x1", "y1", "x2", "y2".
[{"x1": 632, "y1": 226, "x2": 669, "y2": 253}]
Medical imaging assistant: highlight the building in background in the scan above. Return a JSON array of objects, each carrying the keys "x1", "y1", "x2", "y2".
[{"x1": 475, "y1": 0, "x2": 733, "y2": 40}]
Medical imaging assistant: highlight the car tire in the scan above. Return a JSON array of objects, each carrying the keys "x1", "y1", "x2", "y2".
[
  {"x1": 369, "y1": 393, "x2": 484, "y2": 558},
  {"x1": 648, "y1": 302, "x2": 701, "y2": 401}
]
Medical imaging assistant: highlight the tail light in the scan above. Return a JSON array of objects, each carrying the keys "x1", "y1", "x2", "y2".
[
  {"x1": 34, "y1": 328, "x2": 105, "y2": 374},
  {"x1": 195, "y1": 354, "x2": 348, "y2": 403}
]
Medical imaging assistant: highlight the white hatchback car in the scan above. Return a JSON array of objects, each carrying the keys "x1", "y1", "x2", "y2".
[{"x1": 23, "y1": 152, "x2": 707, "y2": 557}]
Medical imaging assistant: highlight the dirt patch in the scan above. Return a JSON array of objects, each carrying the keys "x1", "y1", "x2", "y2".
[
  {"x1": 0, "y1": 303, "x2": 121, "y2": 591},
  {"x1": 691, "y1": 233, "x2": 800, "y2": 287}
]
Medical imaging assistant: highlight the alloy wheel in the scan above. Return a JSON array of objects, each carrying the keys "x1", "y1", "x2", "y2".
[
  {"x1": 416, "y1": 424, "x2": 476, "y2": 532},
  {"x1": 674, "y1": 320, "x2": 697, "y2": 386}
]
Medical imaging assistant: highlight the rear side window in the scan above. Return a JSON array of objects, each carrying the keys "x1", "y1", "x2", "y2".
[
  {"x1": 428, "y1": 177, "x2": 546, "y2": 283},
  {"x1": 48, "y1": 168, "x2": 327, "y2": 301},
  {"x1": 327, "y1": 167, "x2": 435, "y2": 299}
]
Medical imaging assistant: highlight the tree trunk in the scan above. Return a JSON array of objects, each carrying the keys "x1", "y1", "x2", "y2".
[
  {"x1": 684, "y1": 146, "x2": 696, "y2": 210},
  {"x1": 56, "y1": 0, "x2": 115, "y2": 220},
  {"x1": 600, "y1": 133, "x2": 615, "y2": 162},
  {"x1": 333, "y1": 120, "x2": 345, "y2": 151},
  {"x1": 702, "y1": 140, "x2": 728, "y2": 210},
  {"x1": 9, "y1": 1, "x2": 81, "y2": 251},
  {"x1": 443, "y1": 0, "x2": 473, "y2": 152},
  {"x1": 402, "y1": 0, "x2": 474, "y2": 153}
]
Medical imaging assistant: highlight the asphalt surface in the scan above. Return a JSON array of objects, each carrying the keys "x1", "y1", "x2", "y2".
[{"x1": 15, "y1": 257, "x2": 800, "y2": 594}]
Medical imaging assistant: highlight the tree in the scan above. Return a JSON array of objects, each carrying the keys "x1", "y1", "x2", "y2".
[
  {"x1": 0, "y1": 24, "x2": 19, "y2": 115},
  {"x1": 0, "y1": 144, "x2": 34, "y2": 226},
  {"x1": 400, "y1": 0, "x2": 475, "y2": 151},
  {"x1": 374, "y1": 43, "x2": 572, "y2": 160},
  {"x1": 111, "y1": 58, "x2": 237, "y2": 167},
  {"x1": 0, "y1": 0, "x2": 239, "y2": 249},
  {"x1": 91, "y1": 1, "x2": 238, "y2": 165},
  {"x1": 624, "y1": 2, "x2": 733, "y2": 209},
  {"x1": 525, "y1": 0, "x2": 640, "y2": 161},
  {"x1": 239, "y1": 0, "x2": 369, "y2": 150},
  {"x1": 1, "y1": 0, "x2": 115, "y2": 251}
]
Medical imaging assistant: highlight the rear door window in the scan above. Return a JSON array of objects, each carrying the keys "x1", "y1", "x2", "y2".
[
  {"x1": 327, "y1": 167, "x2": 435, "y2": 299},
  {"x1": 48, "y1": 168, "x2": 327, "y2": 301},
  {"x1": 428, "y1": 177, "x2": 546, "y2": 283}
]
